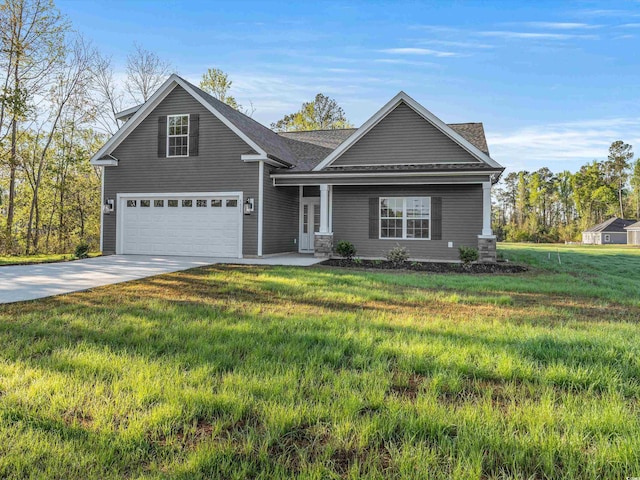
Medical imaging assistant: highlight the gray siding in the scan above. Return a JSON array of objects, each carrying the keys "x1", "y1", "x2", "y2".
[
  {"x1": 583, "y1": 232, "x2": 628, "y2": 245},
  {"x1": 603, "y1": 232, "x2": 627, "y2": 244},
  {"x1": 303, "y1": 186, "x2": 320, "y2": 197},
  {"x1": 103, "y1": 85, "x2": 261, "y2": 255},
  {"x1": 332, "y1": 184, "x2": 483, "y2": 261},
  {"x1": 331, "y1": 102, "x2": 481, "y2": 167},
  {"x1": 262, "y1": 166, "x2": 298, "y2": 254}
]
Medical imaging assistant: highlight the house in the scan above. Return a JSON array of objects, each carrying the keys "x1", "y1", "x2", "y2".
[
  {"x1": 90, "y1": 74, "x2": 504, "y2": 262},
  {"x1": 581, "y1": 217, "x2": 636, "y2": 245},
  {"x1": 625, "y1": 221, "x2": 640, "y2": 246}
]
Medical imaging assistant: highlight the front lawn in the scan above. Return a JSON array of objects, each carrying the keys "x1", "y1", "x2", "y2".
[
  {"x1": 0, "y1": 244, "x2": 639, "y2": 478},
  {"x1": 0, "y1": 253, "x2": 100, "y2": 266}
]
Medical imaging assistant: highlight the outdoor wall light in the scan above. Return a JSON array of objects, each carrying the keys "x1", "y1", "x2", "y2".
[
  {"x1": 244, "y1": 198, "x2": 255, "y2": 215},
  {"x1": 103, "y1": 198, "x2": 114, "y2": 214}
]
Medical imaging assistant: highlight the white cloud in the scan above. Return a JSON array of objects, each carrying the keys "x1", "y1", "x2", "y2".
[
  {"x1": 488, "y1": 118, "x2": 640, "y2": 172},
  {"x1": 373, "y1": 58, "x2": 440, "y2": 67},
  {"x1": 520, "y1": 22, "x2": 601, "y2": 29},
  {"x1": 578, "y1": 9, "x2": 640, "y2": 18},
  {"x1": 378, "y1": 47, "x2": 460, "y2": 57},
  {"x1": 417, "y1": 39, "x2": 495, "y2": 49},
  {"x1": 325, "y1": 67, "x2": 359, "y2": 73},
  {"x1": 409, "y1": 25, "x2": 463, "y2": 33},
  {"x1": 478, "y1": 31, "x2": 597, "y2": 40},
  {"x1": 617, "y1": 23, "x2": 640, "y2": 28}
]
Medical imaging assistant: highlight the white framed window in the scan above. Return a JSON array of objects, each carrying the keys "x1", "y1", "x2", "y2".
[
  {"x1": 380, "y1": 197, "x2": 431, "y2": 240},
  {"x1": 167, "y1": 114, "x2": 189, "y2": 157}
]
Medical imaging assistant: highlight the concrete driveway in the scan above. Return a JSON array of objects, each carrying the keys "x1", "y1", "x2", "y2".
[{"x1": 0, "y1": 254, "x2": 321, "y2": 304}]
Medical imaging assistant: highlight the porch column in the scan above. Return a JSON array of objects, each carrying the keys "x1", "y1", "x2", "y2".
[
  {"x1": 478, "y1": 181, "x2": 497, "y2": 263},
  {"x1": 319, "y1": 184, "x2": 330, "y2": 233},
  {"x1": 482, "y1": 181, "x2": 492, "y2": 236},
  {"x1": 314, "y1": 183, "x2": 333, "y2": 258}
]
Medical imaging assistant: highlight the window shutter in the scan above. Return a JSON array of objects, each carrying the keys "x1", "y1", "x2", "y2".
[
  {"x1": 189, "y1": 114, "x2": 199, "y2": 156},
  {"x1": 157, "y1": 116, "x2": 167, "y2": 157},
  {"x1": 369, "y1": 197, "x2": 379, "y2": 239},
  {"x1": 431, "y1": 197, "x2": 442, "y2": 240}
]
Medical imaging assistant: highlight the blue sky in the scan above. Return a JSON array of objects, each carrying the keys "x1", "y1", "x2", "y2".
[{"x1": 60, "y1": 0, "x2": 640, "y2": 172}]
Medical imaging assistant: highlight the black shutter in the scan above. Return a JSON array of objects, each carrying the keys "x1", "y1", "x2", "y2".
[
  {"x1": 189, "y1": 114, "x2": 199, "y2": 156},
  {"x1": 369, "y1": 197, "x2": 379, "y2": 239},
  {"x1": 157, "y1": 115, "x2": 167, "y2": 157},
  {"x1": 431, "y1": 197, "x2": 442, "y2": 240}
]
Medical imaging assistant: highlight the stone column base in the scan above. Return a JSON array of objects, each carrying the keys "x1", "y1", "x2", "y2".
[
  {"x1": 314, "y1": 233, "x2": 334, "y2": 258},
  {"x1": 478, "y1": 235, "x2": 497, "y2": 263}
]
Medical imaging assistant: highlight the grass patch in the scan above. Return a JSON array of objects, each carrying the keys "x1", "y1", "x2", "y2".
[
  {"x1": 0, "y1": 244, "x2": 639, "y2": 478},
  {"x1": 0, "y1": 253, "x2": 100, "y2": 266}
]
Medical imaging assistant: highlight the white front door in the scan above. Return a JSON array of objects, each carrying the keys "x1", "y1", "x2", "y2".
[{"x1": 300, "y1": 198, "x2": 320, "y2": 253}]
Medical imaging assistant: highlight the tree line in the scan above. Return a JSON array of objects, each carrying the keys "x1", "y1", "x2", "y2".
[
  {"x1": 493, "y1": 141, "x2": 640, "y2": 242},
  {"x1": 5, "y1": 0, "x2": 628, "y2": 256},
  {"x1": 0, "y1": 0, "x2": 351, "y2": 256}
]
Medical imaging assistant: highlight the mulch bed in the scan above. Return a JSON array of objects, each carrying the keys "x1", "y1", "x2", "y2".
[{"x1": 319, "y1": 258, "x2": 528, "y2": 274}]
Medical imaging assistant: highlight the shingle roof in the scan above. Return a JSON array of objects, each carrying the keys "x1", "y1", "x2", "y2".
[
  {"x1": 181, "y1": 78, "x2": 299, "y2": 166},
  {"x1": 276, "y1": 123, "x2": 490, "y2": 171},
  {"x1": 584, "y1": 217, "x2": 637, "y2": 233},
  {"x1": 449, "y1": 123, "x2": 490, "y2": 155},
  {"x1": 170, "y1": 78, "x2": 495, "y2": 172},
  {"x1": 624, "y1": 221, "x2": 640, "y2": 230},
  {"x1": 323, "y1": 163, "x2": 496, "y2": 173},
  {"x1": 278, "y1": 129, "x2": 357, "y2": 149}
]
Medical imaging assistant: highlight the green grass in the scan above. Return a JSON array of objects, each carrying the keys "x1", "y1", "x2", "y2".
[
  {"x1": 0, "y1": 253, "x2": 100, "y2": 266},
  {"x1": 0, "y1": 244, "x2": 639, "y2": 479}
]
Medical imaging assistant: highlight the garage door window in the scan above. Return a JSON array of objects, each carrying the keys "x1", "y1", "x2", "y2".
[
  {"x1": 141, "y1": 200, "x2": 150, "y2": 207},
  {"x1": 154, "y1": 200, "x2": 164, "y2": 207},
  {"x1": 211, "y1": 199, "x2": 222, "y2": 207},
  {"x1": 226, "y1": 199, "x2": 238, "y2": 207},
  {"x1": 168, "y1": 200, "x2": 178, "y2": 207},
  {"x1": 127, "y1": 200, "x2": 137, "y2": 207},
  {"x1": 196, "y1": 199, "x2": 207, "y2": 207},
  {"x1": 182, "y1": 199, "x2": 193, "y2": 207}
]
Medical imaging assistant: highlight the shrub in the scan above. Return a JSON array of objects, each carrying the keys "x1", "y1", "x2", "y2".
[
  {"x1": 459, "y1": 246, "x2": 479, "y2": 264},
  {"x1": 386, "y1": 244, "x2": 409, "y2": 266},
  {"x1": 335, "y1": 240, "x2": 357, "y2": 260},
  {"x1": 74, "y1": 242, "x2": 90, "y2": 259}
]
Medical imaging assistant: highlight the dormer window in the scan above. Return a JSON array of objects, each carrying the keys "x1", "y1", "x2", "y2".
[{"x1": 167, "y1": 114, "x2": 189, "y2": 157}]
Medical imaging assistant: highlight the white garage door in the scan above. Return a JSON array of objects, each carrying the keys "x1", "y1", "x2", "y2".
[{"x1": 119, "y1": 194, "x2": 242, "y2": 257}]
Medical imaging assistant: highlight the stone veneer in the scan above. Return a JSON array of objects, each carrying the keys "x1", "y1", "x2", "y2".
[
  {"x1": 314, "y1": 233, "x2": 334, "y2": 258},
  {"x1": 477, "y1": 235, "x2": 497, "y2": 263}
]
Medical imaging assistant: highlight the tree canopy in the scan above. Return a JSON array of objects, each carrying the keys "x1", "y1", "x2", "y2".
[
  {"x1": 271, "y1": 93, "x2": 353, "y2": 132},
  {"x1": 199, "y1": 68, "x2": 240, "y2": 110},
  {"x1": 493, "y1": 141, "x2": 639, "y2": 242}
]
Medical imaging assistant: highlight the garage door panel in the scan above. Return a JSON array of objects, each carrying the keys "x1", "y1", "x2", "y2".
[{"x1": 120, "y1": 194, "x2": 241, "y2": 257}]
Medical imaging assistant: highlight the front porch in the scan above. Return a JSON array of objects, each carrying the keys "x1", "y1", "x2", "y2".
[{"x1": 291, "y1": 181, "x2": 497, "y2": 262}]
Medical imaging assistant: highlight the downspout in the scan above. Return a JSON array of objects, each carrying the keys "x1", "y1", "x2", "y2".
[
  {"x1": 258, "y1": 161, "x2": 264, "y2": 257},
  {"x1": 100, "y1": 167, "x2": 105, "y2": 253}
]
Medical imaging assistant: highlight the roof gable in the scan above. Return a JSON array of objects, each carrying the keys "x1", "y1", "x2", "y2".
[
  {"x1": 277, "y1": 124, "x2": 490, "y2": 172},
  {"x1": 330, "y1": 102, "x2": 482, "y2": 168},
  {"x1": 90, "y1": 74, "x2": 297, "y2": 167},
  {"x1": 585, "y1": 217, "x2": 637, "y2": 232},
  {"x1": 313, "y1": 91, "x2": 502, "y2": 171},
  {"x1": 625, "y1": 221, "x2": 640, "y2": 230}
]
